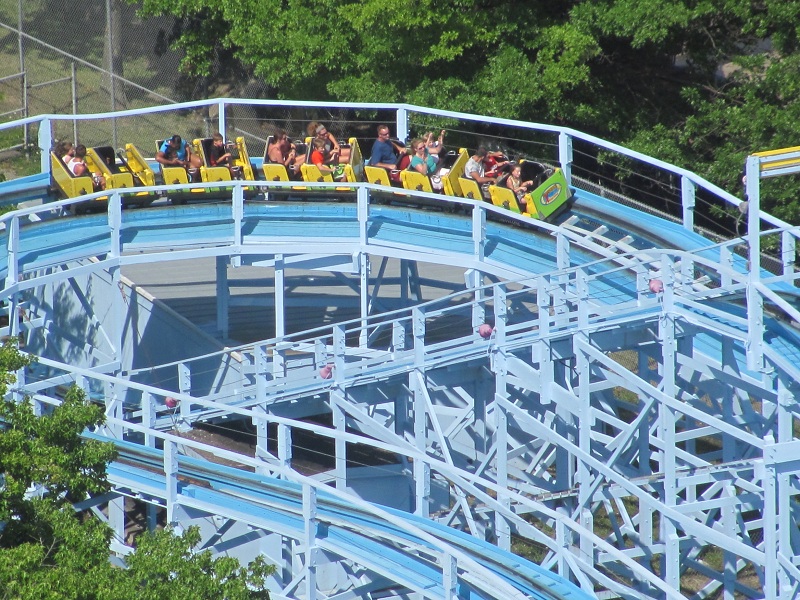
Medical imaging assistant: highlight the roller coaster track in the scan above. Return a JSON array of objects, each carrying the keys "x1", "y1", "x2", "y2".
[{"x1": 3, "y1": 101, "x2": 800, "y2": 600}]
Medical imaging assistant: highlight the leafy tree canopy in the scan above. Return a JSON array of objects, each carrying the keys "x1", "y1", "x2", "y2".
[
  {"x1": 0, "y1": 342, "x2": 274, "y2": 599},
  {"x1": 134, "y1": 0, "x2": 800, "y2": 222}
]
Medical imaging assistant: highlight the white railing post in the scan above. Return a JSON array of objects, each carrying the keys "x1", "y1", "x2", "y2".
[
  {"x1": 357, "y1": 185, "x2": 369, "y2": 246},
  {"x1": 217, "y1": 100, "x2": 226, "y2": 137},
  {"x1": 681, "y1": 175, "x2": 695, "y2": 232},
  {"x1": 108, "y1": 191, "x2": 121, "y2": 258},
  {"x1": 558, "y1": 131, "x2": 573, "y2": 185},
  {"x1": 6, "y1": 215, "x2": 19, "y2": 291},
  {"x1": 395, "y1": 107, "x2": 408, "y2": 143},
  {"x1": 472, "y1": 203, "x2": 486, "y2": 263},
  {"x1": 745, "y1": 155, "x2": 764, "y2": 372},
  {"x1": 38, "y1": 117, "x2": 51, "y2": 173},
  {"x1": 232, "y1": 184, "x2": 243, "y2": 265}
]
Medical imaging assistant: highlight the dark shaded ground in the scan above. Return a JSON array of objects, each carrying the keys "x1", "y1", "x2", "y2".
[{"x1": 178, "y1": 417, "x2": 399, "y2": 477}]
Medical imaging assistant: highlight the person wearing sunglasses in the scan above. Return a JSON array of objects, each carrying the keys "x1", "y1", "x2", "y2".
[
  {"x1": 409, "y1": 138, "x2": 437, "y2": 176},
  {"x1": 370, "y1": 125, "x2": 406, "y2": 170},
  {"x1": 306, "y1": 121, "x2": 351, "y2": 165}
]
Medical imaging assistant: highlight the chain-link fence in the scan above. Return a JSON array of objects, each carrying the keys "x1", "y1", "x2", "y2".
[
  {"x1": 0, "y1": 0, "x2": 192, "y2": 169},
  {"x1": 0, "y1": 2, "x2": 559, "y2": 178}
]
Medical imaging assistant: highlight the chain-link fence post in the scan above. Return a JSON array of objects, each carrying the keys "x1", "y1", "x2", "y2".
[
  {"x1": 71, "y1": 63, "x2": 78, "y2": 143},
  {"x1": 17, "y1": 0, "x2": 28, "y2": 149}
]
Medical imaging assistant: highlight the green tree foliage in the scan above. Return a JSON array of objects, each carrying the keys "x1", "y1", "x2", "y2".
[
  {"x1": 134, "y1": 0, "x2": 800, "y2": 221},
  {"x1": 0, "y1": 342, "x2": 274, "y2": 599}
]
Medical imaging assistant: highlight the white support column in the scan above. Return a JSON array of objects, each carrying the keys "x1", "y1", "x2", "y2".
[
  {"x1": 164, "y1": 439, "x2": 179, "y2": 526},
  {"x1": 400, "y1": 259, "x2": 409, "y2": 305},
  {"x1": 720, "y1": 244, "x2": 733, "y2": 288},
  {"x1": 466, "y1": 269, "x2": 484, "y2": 330},
  {"x1": 637, "y1": 344, "x2": 652, "y2": 478},
  {"x1": 255, "y1": 344, "x2": 268, "y2": 401},
  {"x1": 575, "y1": 269, "x2": 593, "y2": 563},
  {"x1": 721, "y1": 482, "x2": 736, "y2": 600},
  {"x1": 359, "y1": 251, "x2": 369, "y2": 348},
  {"x1": 555, "y1": 519, "x2": 568, "y2": 579},
  {"x1": 493, "y1": 284, "x2": 510, "y2": 550},
  {"x1": 536, "y1": 276, "x2": 552, "y2": 407},
  {"x1": 658, "y1": 256, "x2": 679, "y2": 590},
  {"x1": 469, "y1": 203, "x2": 487, "y2": 328},
  {"x1": 216, "y1": 256, "x2": 229, "y2": 338},
  {"x1": 442, "y1": 553, "x2": 458, "y2": 600},
  {"x1": 177, "y1": 362, "x2": 191, "y2": 431},
  {"x1": 493, "y1": 284, "x2": 507, "y2": 345},
  {"x1": 232, "y1": 184, "x2": 243, "y2": 265},
  {"x1": 253, "y1": 404, "x2": 271, "y2": 476},
  {"x1": 142, "y1": 391, "x2": 155, "y2": 447},
  {"x1": 761, "y1": 450, "x2": 778, "y2": 600},
  {"x1": 108, "y1": 494, "x2": 125, "y2": 554},
  {"x1": 333, "y1": 323, "x2": 346, "y2": 378},
  {"x1": 394, "y1": 321, "x2": 410, "y2": 439},
  {"x1": 776, "y1": 465, "x2": 792, "y2": 596},
  {"x1": 104, "y1": 381, "x2": 122, "y2": 439},
  {"x1": 303, "y1": 484, "x2": 318, "y2": 600},
  {"x1": 275, "y1": 254, "x2": 285, "y2": 339},
  {"x1": 280, "y1": 535, "x2": 292, "y2": 588},
  {"x1": 332, "y1": 397, "x2": 347, "y2": 492},
  {"x1": 411, "y1": 307, "x2": 429, "y2": 517},
  {"x1": 412, "y1": 370, "x2": 430, "y2": 518},
  {"x1": 636, "y1": 336, "x2": 654, "y2": 595},
  {"x1": 556, "y1": 230, "x2": 570, "y2": 271},
  {"x1": 775, "y1": 376, "x2": 793, "y2": 596},
  {"x1": 110, "y1": 265, "x2": 124, "y2": 376},
  {"x1": 412, "y1": 306, "x2": 425, "y2": 367},
  {"x1": 745, "y1": 155, "x2": 764, "y2": 372},
  {"x1": 392, "y1": 319, "x2": 406, "y2": 356},
  {"x1": 277, "y1": 422, "x2": 292, "y2": 473}
]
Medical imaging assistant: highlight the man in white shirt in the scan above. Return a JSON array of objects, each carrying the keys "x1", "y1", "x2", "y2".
[{"x1": 464, "y1": 147, "x2": 499, "y2": 199}]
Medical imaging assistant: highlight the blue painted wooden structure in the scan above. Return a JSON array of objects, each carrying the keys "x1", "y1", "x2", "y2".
[{"x1": 2, "y1": 100, "x2": 800, "y2": 600}]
